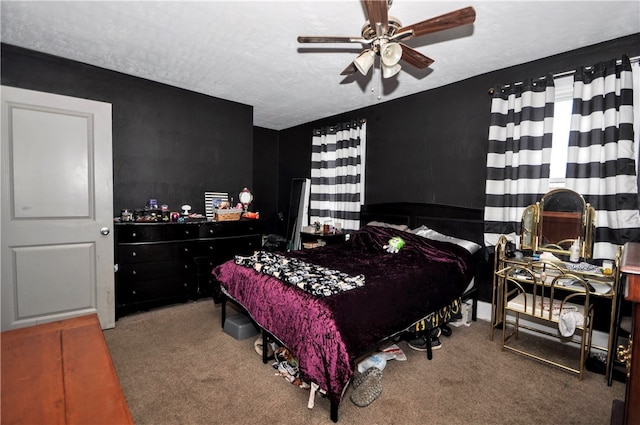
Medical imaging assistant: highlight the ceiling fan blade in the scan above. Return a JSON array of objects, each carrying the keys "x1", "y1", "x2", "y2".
[
  {"x1": 362, "y1": 0, "x2": 388, "y2": 35},
  {"x1": 341, "y1": 62, "x2": 357, "y2": 76},
  {"x1": 397, "y1": 6, "x2": 476, "y2": 38},
  {"x1": 399, "y1": 43, "x2": 434, "y2": 69},
  {"x1": 298, "y1": 36, "x2": 366, "y2": 43}
]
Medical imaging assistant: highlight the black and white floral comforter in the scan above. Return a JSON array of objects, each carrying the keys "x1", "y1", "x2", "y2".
[{"x1": 235, "y1": 251, "x2": 365, "y2": 297}]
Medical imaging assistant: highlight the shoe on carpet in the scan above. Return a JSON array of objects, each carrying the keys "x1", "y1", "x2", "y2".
[
  {"x1": 350, "y1": 367, "x2": 383, "y2": 407},
  {"x1": 407, "y1": 335, "x2": 442, "y2": 351},
  {"x1": 352, "y1": 366, "x2": 377, "y2": 389},
  {"x1": 441, "y1": 324, "x2": 452, "y2": 337}
]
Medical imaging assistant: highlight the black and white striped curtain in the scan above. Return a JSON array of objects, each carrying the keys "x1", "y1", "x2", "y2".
[
  {"x1": 565, "y1": 55, "x2": 640, "y2": 259},
  {"x1": 308, "y1": 119, "x2": 367, "y2": 232},
  {"x1": 484, "y1": 77, "x2": 555, "y2": 248}
]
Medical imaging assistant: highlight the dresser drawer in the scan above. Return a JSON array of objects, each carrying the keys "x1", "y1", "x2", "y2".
[
  {"x1": 116, "y1": 278, "x2": 189, "y2": 306},
  {"x1": 198, "y1": 221, "x2": 263, "y2": 238},
  {"x1": 118, "y1": 260, "x2": 193, "y2": 281},
  {"x1": 196, "y1": 235, "x2": 261, "y2": 259},
  {"x1": 116, "y1": 223, "x2": 198, "y2": 242},
  {"x1": 117, "y1": 242, "x2": 194, "y2": 263}
]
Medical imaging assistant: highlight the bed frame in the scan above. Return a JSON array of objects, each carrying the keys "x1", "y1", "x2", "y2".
[{"x1": 219, "y1": 202, "x2": 486, "y2": 422}]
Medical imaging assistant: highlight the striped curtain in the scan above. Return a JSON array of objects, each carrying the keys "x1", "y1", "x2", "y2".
[
  {"x1": 565, "y1": 55, "x2": 640, "y2": 260},
  {"x1": 308, "y1": 119, "x2": 367, "y2": 232},
  {"x1": 484, "y1": 77, "x2": 555, "y2": 249}
]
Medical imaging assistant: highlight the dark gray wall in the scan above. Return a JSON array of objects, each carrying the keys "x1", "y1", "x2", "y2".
[
  {"x1": 1, "y1": 43, "x2": 254, "y2": 217},
  {"x1": 275, "y1": 34, "x2": 640, "y2": 216},
  {"x1": 4, "y1": 35, "x2": 638, "y2": 317},
  {"x1": 270, "y1": 33, "x2": 640, "y2": 312},
  {"x1": 252, "y1": 126, "x2": 280, "y2": 234},
  {"x1": 4, "y1": 34, "x2": 639, "y2": 235}
]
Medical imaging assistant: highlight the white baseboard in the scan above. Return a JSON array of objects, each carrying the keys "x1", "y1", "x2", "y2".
[{"x1": 475, "y1": 300, "x2": 610, "y2": 353}]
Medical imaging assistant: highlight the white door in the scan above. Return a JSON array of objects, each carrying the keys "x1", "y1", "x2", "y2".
[{"x1": 1, "y1": 86, "x2": 115, "y2": 330}]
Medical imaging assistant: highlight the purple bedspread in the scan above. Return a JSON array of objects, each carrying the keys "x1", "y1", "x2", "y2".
[{"x1": 212, "y1": 225, "x2": 473, "y2": 407}]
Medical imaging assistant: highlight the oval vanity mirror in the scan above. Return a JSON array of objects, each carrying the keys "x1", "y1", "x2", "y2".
[
  {"x1": 519, "y1": 188, "x2": 596, "y2": 259},
  {"x1": 538, "y1": 188, "x2": 595, "y2": 259},
  {"x1": 540, "y1": 189, "x2": 585, "y2": 250}
]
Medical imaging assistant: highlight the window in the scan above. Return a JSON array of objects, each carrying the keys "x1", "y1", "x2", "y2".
[
  {"x1": 549, "y1": 75, "x2": 573, "y2": 188},
  {"x1": 550, "y1": 63, "x2": 640, "y2": 188}
]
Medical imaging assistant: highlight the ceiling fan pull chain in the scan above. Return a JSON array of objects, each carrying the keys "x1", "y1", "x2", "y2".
[
  {"x1": 377, "y1": 58, "x2": 382, "y2": 100},
  {"x1": 371, "y1": 59, "x2": 377, "y2": 95}
]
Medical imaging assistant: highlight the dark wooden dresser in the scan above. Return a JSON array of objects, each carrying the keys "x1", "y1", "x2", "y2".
[
  {"x1": 612, "y1": 242, "x2": 640, "y2": 425},
  {"x1": 115, "y1": 220, "x2": 263, "y2": 318}
]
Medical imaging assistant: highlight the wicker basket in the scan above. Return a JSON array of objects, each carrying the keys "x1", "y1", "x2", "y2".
[{"x1": 214, "y1": 208, "x2": 242, "y2": 221}]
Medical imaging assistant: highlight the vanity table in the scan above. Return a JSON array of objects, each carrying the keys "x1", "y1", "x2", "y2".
[
  {"x1": 492, "y1": 236, "x2": 621, "y2": 380},
  {"x1": 490, "y1": 188, "x2": 622, "y2": 382}
]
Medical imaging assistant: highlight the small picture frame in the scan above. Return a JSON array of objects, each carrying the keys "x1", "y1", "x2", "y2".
[{"x1": 204, "y1": 191, "x2": 229, "y2": 221}]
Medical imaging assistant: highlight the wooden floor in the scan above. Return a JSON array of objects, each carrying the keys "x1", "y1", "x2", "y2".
[{"x1": 1, "y1": 314, "x2": 133, "y2": 425}]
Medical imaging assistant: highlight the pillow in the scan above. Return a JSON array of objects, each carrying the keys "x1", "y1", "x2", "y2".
[
  {"x1": 411, "y1": 225, "x2": 482, "y2": 254},
  {"x1": 366, "y1": 221, "x2": 410, "y2": 232}
]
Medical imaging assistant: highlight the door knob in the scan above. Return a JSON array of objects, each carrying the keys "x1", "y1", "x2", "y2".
[{"x1": 100, "y1": 227, "x2": 110, "y2": 235}]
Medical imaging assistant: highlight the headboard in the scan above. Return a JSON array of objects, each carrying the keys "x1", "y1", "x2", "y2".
[{"x1": 360, "y1": 202, "x2": 485, "y2": 247}]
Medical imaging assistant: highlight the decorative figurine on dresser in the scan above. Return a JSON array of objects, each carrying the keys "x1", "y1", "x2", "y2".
[
  {"x1": 490, "y1": 188, "x2": 622, "y2": 383},
  {"x1": 114, "y1": 195, "x2": 264, "y2": 318}
]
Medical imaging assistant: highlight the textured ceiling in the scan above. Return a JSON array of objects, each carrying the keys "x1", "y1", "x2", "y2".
[{"x1": 1, "y1": 1, "x2": 639, "y2": 130}]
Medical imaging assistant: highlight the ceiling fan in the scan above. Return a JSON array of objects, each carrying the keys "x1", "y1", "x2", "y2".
[{"x1": 297, "y1": 0, "x2": 476, "y2": 79}]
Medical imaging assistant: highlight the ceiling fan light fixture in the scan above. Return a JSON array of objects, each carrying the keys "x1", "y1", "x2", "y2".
[
  {"x1": 381, "y1": 42, "x2": 402, "y2": 66},
  {"x1": 353, "y1": 49, "x2": 376, "y2": 75},
  {"x1": 298, "y1": 3, "x2": 477, "y2": 83},
  {"x1": 382, "y1": 62, "x2": 402, "y2": 78}
]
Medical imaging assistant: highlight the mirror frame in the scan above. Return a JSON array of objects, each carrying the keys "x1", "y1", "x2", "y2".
[
  {"x1": 520, "y1": 203, "x2": 539, "y2": 252},
  {"x1": 239, "y1": 187, "x2": 253, "y2": 212},
  {"x1": 520, "y1": 188, "x2": 596, "y2": 259}
]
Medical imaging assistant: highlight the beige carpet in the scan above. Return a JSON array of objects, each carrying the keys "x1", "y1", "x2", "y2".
[{"x1": 103, "y1": 300, "x2": 625, "y2": 425}]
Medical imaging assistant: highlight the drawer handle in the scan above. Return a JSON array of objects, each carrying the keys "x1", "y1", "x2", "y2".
[
  {"x1": 209, "y1": 246, "x2": 213, "y2": 250},
  {"x1": 617, "y1": 340, "x2": 633, "y2": 378},
  {"x1": 132, "y1": 232, "x2": 136, "y2": 237},
  {"x1": 209, "y1": 229, "x2": 214, "y2": 234},
  {"x1": 132, "y1": 270, "x2": 136, "y2": 275},
  {"x1": 132, "y1": 290, "x2": 136, "y2": 295},
  {"x1": 132, "y1": 252, "x2": 137, "y2": 257},
  {"x1": 184, "y1": 248, "x2": 189, "y2": 252}
]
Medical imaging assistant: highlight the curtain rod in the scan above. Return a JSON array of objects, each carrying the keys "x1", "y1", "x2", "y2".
[{"x1": 488, "y1": 55, "x2": 640, "y2": 95}]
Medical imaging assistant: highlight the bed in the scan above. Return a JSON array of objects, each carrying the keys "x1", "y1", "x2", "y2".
[{"x1": 212, "y1": 203, "x2": 485, "y2": 422}]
